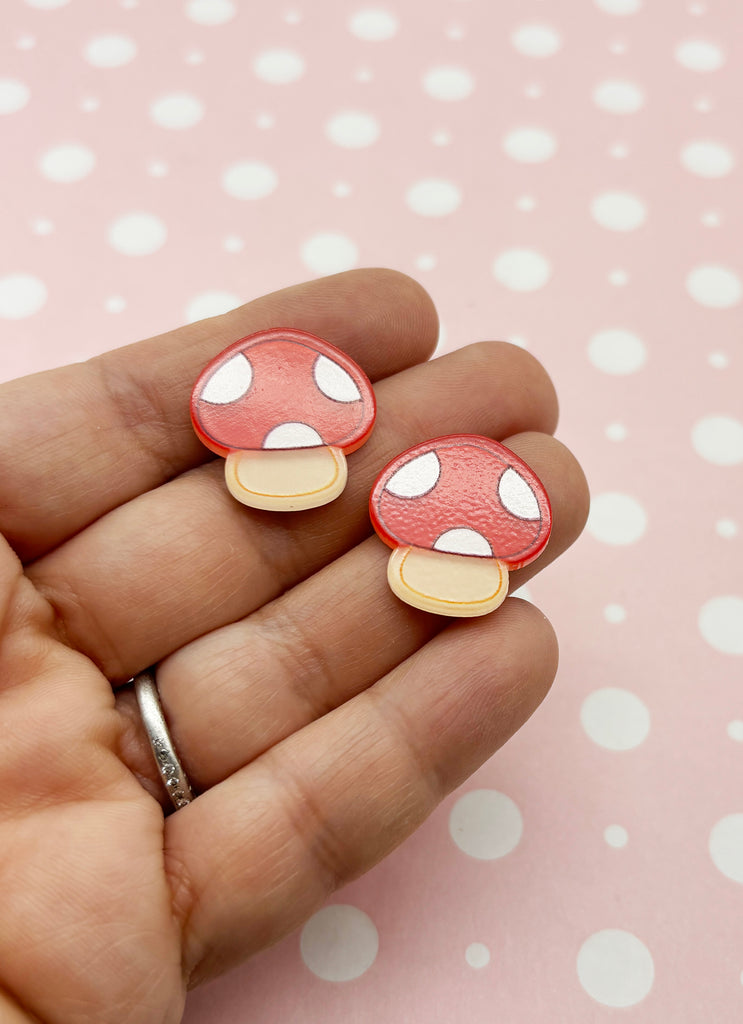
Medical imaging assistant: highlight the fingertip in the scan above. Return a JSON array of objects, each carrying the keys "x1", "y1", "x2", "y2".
[
  {"x1": 503, "y1": 432, "x2": 590, "y2": 562},
  {"x1": 455, "y1": 341, "x2": 560, "y2": 437},
  {"x1": 329, "y1": 267, "x2": 440, "y2": 367}
]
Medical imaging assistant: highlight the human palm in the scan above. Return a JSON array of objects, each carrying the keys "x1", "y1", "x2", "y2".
[{"x1": 0, "y1": 270, "x2": 588, "y2": 1024}]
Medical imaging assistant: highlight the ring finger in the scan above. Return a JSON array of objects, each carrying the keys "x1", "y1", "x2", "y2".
[{"x1": 117, "y1": 430, "x2": 588, "y2": 800}]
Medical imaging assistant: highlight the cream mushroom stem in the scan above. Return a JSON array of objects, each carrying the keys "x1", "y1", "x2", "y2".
[
  {"x1": 386, "y1": 546, "x2": 509, "y2": 617},
  {"x1": 225, "y1": 446, "x2": 347, "y2": 512}
]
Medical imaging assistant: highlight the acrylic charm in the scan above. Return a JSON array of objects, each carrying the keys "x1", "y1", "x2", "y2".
[
  {"x1": 191, "y1": 328, "x2": 376, "y2": 510},
  {"x1": 369, "y1": 435, "x2": 551, "y2": 617}
]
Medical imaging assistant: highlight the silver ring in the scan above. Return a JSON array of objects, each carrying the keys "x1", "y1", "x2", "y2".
[{"x1": 133, "y1": 669, "x2": 194, "y2": 810}]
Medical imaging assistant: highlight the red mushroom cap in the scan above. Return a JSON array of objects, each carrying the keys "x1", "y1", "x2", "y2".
[
  {"x1": 190, "y1": 328, "x2": 376, "y2": 458},
  {"x1": 369, "y1": 435, "x2": 551, "y2": 570}
]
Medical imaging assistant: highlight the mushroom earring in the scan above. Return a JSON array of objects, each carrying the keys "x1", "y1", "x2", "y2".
[
  {"x1": 191, "y1": 328, "x2": 376, "y2": 511},
  {"x1": 369, "y1": 435, "x2": 552, "y2": 617}
]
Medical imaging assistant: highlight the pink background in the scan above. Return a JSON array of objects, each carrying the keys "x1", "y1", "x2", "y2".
[{"x1": 2, "y1": 0, "x2": 742, "y2": 1019}]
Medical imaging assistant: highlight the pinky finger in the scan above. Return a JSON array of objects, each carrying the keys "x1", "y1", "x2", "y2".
[{"x1": 164, "y1": 597, "x2": 558, "y2": 986}]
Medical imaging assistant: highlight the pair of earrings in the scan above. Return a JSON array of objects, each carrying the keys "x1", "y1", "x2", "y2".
[{"x1": 191, "y1": 328, "x2": 551, "y2": 618}]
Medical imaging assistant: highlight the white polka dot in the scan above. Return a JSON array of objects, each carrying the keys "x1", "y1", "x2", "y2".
[
  {"x1": 39, "y1": 143, "x2": 96, "y2": 183},
  {"x1": 221, "y1": 161, "x2": 277, "y2": 200},
  {"x1": 708, "y1": 351, "x2": 728, "y2": 368},
  {"x1": 84, "y1": 34, "x2": 137, "y2": 68},
  {"x1": 0, "y1": 274, "x2": 48, "y2": 319},
  {"x1": 698, "y1": 596, "x2": 743, "y2": 655},
  {"x1": 449, "y1": 790, "x2": 523, "y2": 860},
  {"x1": 300, "y1": 905, "x2": 378, "y2": 981},
  {"x1": 25, "y1": 0, "x2": 69, "y2": 7},
  {"x1": 727, "y1": 720, "x2": 743, "y2": 741},
  {"x1": 107, "y1": 212, "x2": 167, "y2": 255},
  {"x1": 355, "y1": 67, "x2": 374, "y2": 83},
  {"x1": 185, "y1": 291, "x2": 241, "y2": 324},
  {"x1": 510, "y1": 582, "x2": 534, "y2": 602},
  {"x1": 422, "y1": 66, "x2": 474, "y2": 101},
  {"x1": 30, "y1": 217, "x2": 54, "y2": 235},
  {"x1": 80, "y1": 96, "x2": 101, "y2": 113},
  {"x1": 604, "y1": 603, "x2": 627, "y2": 623},
  {"x1": 507, "y1": 335, "x2": 529, "y2": 349},
  {"x1": 604, "y1": 825, "x2": 629, "y2": 847},
  {"x1": 593, "y1": 79, "x2": 645, "y2": 113},
  {"x1": 686, "y1": 265, "x2": 741, "y2": 309},
  {"x1": 588, "y1": 492, "x2": 647, "y2": 545},
  {"x1": 147, "y1": 159, "x2": 169, "y2": 177},
  {"x1": 465, "y1": 943, "x2": 491, "y2": 968},
  {"x1": 716, "y1": 519, "x2": 738, "y2": 539},
  {"x1": 524, "y1": 82, "x2": 543, "y2": 99},
  {"x1": 681, "y1": 139, "x2": 734, "y2": 177},
  {"x1": 694, "y1": 96, "x2": 713, "y2": 112},
  {"x1": 348, "y1": 9, "x2": 399, "y2": 41},
  {"x1": 150, "y1": 93, "x2": 204, "y2": 130},
  {"x1": 386, "y1": 452, "x2": 441, "y2": 499},
  {"x1": 675, "y1": 39, "x2": 725, "y2": 71},
  {"x1": 609, "y1": 39, "x2": 629, "y2": 55},
  {"x1": 185, "y1": 49, "x2": 205, "y2": 65},
  {"x1": 15, "y1": 35, "x2": 36, "y2": 50},
  {"x1": 499, "y1": 469, "x2": 540, "y2": 521},
  {"x1": 325, "y1": 111, "x2": 380, "y2": 148},
  {"x1": 105, "y1": 295, "x2": 126, "y2": 313},
  {"x1": 516, "y1": 195, "x2": 537, "y2": 211},
  {"x1": 0, "y1": 78, "x2": 30, "y2": 115},
  {"x1": 331, "y1": 181, "x2": 352, "y2": 198},
  {"x1": 609, "y1": 142, "x2": 630, "y2": 158},
  {"x1": 223, "y1": 235, "x2": 244, "y2": 252},
  {"x1": 185, "y1": 0, "x2": 236, "y2": 25},
  {"x1": 689, "y1": 1, "x2": 706, "y2": 11},
  {"x1": 446, "y1": 23, "x2": 465, "y2": 41},
  {"x1": 588, "y1": 328, "x2": 647, "y2": 374},
  {"x1": 594, "y1": 0, "x2": 642, "y2": 13},
  {"x1": 492, "y1": 249, "x2": 551, "y2": 291},
  {"x1": 692, "y1": 416, "x2": 743, "y2": 465},
  {"x1": 591, "y1": 192, "x2": 647, "y2": 232},
  {"x1": 255, "y1": 112, "x2": 274, "y2": 129},
  {"x1": 314, "y1": 355, "x2": 361, "y2": 403},
  {"x1": 283, "y1": 9, "x2": 302, "y2": 24},
  {"x1": 606, "y1": 422, "x2": 628, "y2": 441},
  {"x1": 415, "y1": 253, "x2": 437, "y2": 271},
  {"x1": 301, "y1": 232, "x2": 359, "y2": 275},
  {"x1": 510, "y1": 23, "x2": 562, "y2": 57},
  {"x1": 577, "y1": 930, "x2": 654, "y2": 1007},
  {"x1": 608, "y1": 269, "x2": 630, "y2": 287},
  {"x1": 581, "y1": 688, "x2": 650, "y2": 750},
  {"x1": 432, "y1": 130, "x2": 452, "y2": 146},
  {"x1": 709, "y1": 814, "x2": 743, "y2": 882},
  {"x1": 503, "y1": 126, "x2": 557, "y2": 163},
  {"x1": 701, "y1": 210, "x2": 722, "y2": 227},
  {"x1": 253, "y1": 49, "x2": 305, "y2": 84},
  {"x1": 406, "y1": 179, "x2": 462, "y2": 217}
]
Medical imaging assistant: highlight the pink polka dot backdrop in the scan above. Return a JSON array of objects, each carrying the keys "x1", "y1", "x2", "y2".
[{"x1": 2, "y1": 0, "x2": 742, "y2": 1018}]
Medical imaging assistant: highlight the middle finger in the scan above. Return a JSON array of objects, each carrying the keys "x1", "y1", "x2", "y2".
[{"x1": 28, "y1": 342, "x2": 558, "y2": 681}]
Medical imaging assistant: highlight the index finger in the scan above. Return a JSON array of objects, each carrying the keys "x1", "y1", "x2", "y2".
[{"x1": 0, "y1": 269, "x2": 438, "y2": 561}]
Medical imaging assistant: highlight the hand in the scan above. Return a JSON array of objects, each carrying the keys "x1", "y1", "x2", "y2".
[{"x1": 0, "y1": 270, "x2": 588, "y2": 1024}]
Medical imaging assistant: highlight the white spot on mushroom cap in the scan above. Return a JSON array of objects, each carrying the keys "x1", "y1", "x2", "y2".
[
  {"x1": 434, "y1": 528, "x2": 492, "y2": 557},
  {"x1": 201, "y1": 353, "x2": 253, "y2": 404},
  {"x1": 263, "y1": 422, "x2": 323, "y2": 449},
  {"x1": 498, "y1": 468, "x2": 540, "y2": 519},
  {"x1": 313, "y1": 355, "x2": 361, "y2": 403},
  {"x1": 385, "y1": 450, "x2": 441, "y2": 498}
]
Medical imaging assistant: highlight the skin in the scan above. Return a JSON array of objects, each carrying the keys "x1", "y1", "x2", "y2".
[{"x1": 0, "y1": 269, "x2": 589, "y2": 1024}]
